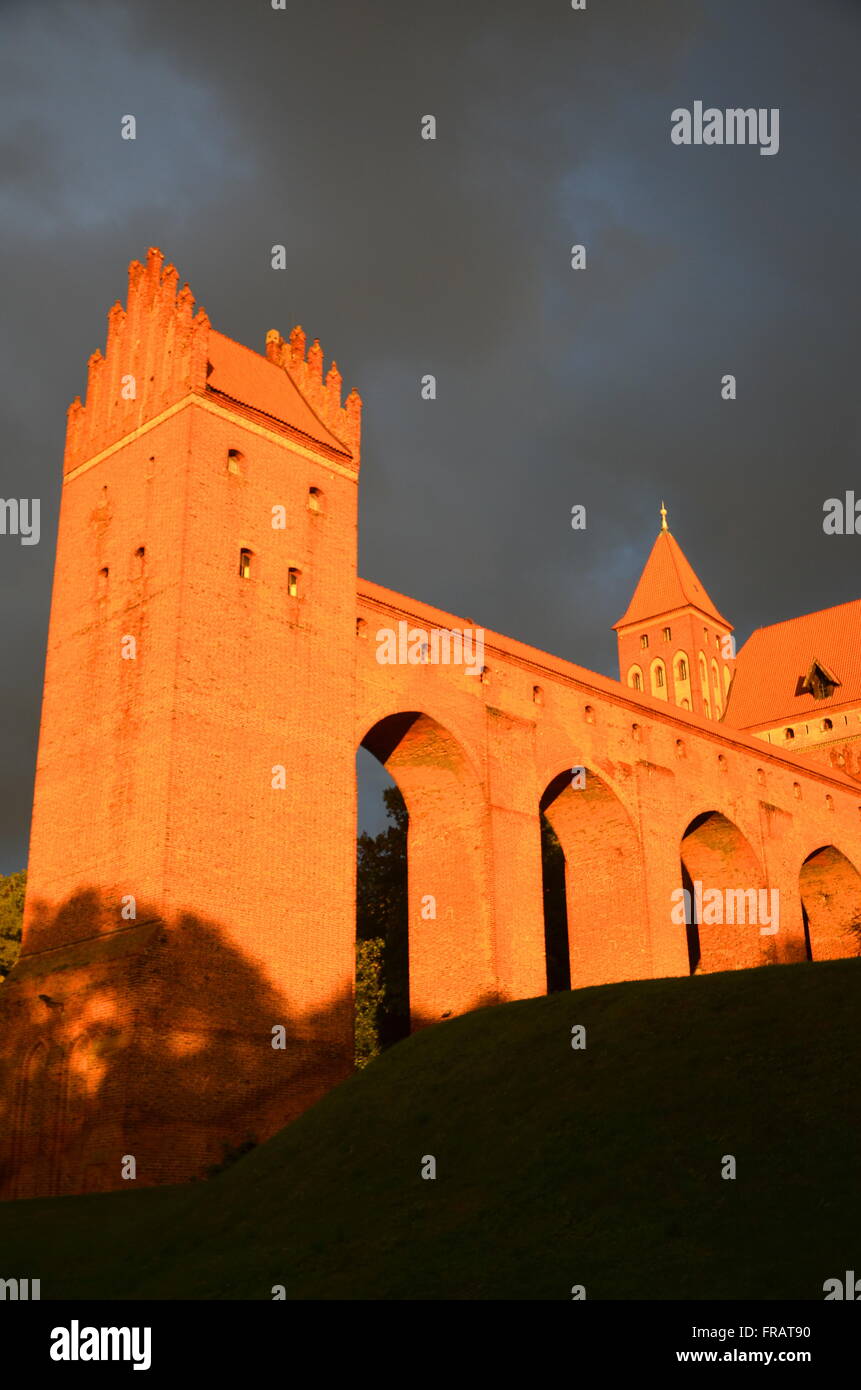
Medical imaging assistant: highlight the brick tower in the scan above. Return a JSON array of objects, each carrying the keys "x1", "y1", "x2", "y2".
[
  {"x1": 0, "y1": 249, "x2": 362, "y2": 1197},
  {"x1": 614, "y1": 504, "x2": 735, "y2": 720},
  {"x1": 3, "y1": 256, "x2": 861, "y2": 1204}
]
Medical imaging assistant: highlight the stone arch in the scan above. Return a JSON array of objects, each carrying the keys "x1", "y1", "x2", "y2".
[
  {"x1": 540, "y1": 766, "x2": 649, "y2": 987},
  {"x1": 679, "y1": 811, "x2": 772, "y2": 974},
  {"x1": 359, "y1": 711, "x2": 494, "y2": 1027},
  {"x1": 9, "y1": 1039, "x2": 66, "y2": 1199},
  {"x1": 799, "y1": 846, "x2": 861, "y2": 961},
  {"x1": 626, "y1": 663, "x2": 644, "y2": 692}
]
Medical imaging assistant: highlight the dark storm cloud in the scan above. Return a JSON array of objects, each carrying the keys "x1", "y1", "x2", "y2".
[{"x1": 1, "y1": 0, "x2": 859, "y2": 865}]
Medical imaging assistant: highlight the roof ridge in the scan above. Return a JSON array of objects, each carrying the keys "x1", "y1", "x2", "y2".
[{"x1": 744, "y1": 596, "x2": 861, "y2": 638}]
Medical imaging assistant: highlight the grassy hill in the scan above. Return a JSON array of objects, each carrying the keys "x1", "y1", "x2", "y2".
[{"x1": 3, "y1": 958, "x2": 861, "y2": 1300}]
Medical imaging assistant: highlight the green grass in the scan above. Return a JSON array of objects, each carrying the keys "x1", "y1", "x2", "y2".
[{"x1": 3, "y1": 958, "x2": 860, "y2": 1299}]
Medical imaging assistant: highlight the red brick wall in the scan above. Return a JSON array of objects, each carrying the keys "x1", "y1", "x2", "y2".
[{"x1": 2, "y1": 276, "x2": 861, "y2": 1199}]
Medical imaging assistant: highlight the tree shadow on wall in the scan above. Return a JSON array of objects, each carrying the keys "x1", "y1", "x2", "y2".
[{"x1": 0, "y1": 889, "x2": 354, "y2": 1201}]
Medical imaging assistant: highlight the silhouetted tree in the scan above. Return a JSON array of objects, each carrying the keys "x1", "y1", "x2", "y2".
[
  {"x1": 355, "y1": 787, "x2": 409, "y2": 1064},
  {"x1": 541, "y1": 816, "x2": 570, "y2": 992},
  {"x1": 0, "y1": 871, "x2": 26, "y2": 979}
]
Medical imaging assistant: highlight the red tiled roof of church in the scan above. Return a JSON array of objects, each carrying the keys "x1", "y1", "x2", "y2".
[
  {"x1": 613, "y1": 528, "x2": 731, "y2": 630},
  {"x1": 724, "y1": 598, "x2": 861, "y2": 728}
]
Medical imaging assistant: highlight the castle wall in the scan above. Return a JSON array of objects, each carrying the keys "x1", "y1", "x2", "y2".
[
  {"x1": 2, "y1": 253, "x2": 861, "y2": 1199},
  {"x1": 355, "y1": 580, "x2": 861, "y2": 1007}
]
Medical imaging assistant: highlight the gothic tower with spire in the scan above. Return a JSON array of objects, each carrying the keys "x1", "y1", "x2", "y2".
[{"x1": 613, "y1": 505, "x2": 735, "y2": 720}]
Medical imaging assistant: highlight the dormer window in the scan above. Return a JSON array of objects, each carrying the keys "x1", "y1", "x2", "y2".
[{"x1": 796, "y1": 659, "x2": 840, "y2": 701}]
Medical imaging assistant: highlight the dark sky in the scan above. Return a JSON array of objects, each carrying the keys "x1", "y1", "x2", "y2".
[{"x1": 1, "y1": 0, "x2": 859, "y2": 870}]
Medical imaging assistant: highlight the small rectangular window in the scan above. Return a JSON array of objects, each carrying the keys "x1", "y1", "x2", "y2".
[
  {"x1": 239, "y1": 548, "x2": 252, "y2": 579},
  {"x1": 288, "y1": 567, "x2": 300, "y2": 598},
  {"x1": 640, "y1": 634, "x2": 649, "y2": 649},
  {"x1": 662, "y1": 626, "x2": 671, "y2": 641}
]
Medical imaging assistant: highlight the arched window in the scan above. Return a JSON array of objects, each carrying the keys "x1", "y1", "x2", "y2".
[
  {"x1": 650, "y1": 658, "x2": 668, "y2": 699},
  {"x1": 698, "y1": 651, "x2": 709, "y2": 715},
  {"x1": 287, "y1": 567, "x2": 300, "y2": 597},
  {"x1": 677, "y1": 658, "x2": 687, "y2": 681},
  {"x1": 308, "y1": 487, "x2": 323, "y2": 513},
  {"x1": 784, "y1": 727, "x2": 795, "y2": 741},
  {"x1": 239, "y1": 548, "x2": 253, "y2": 579},
  {"x1": 227, "y1": 448, "x2": 243, "y2": 475},
  {"x1": 711, "y1": 658, "x2": 722, "y2": 718},
  {"x1": 627, "y1": 664, "x2": 644, "y2": 693},
  {"x1": 822, "y1": 718, "x2": 833, "y2": 732},
  {"x1": 633, "y1": 672, "x2": 642, "y2": 690}
]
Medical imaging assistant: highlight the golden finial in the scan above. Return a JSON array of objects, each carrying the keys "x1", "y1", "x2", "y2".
[{"x1": 660, "y1": 500, "x2": 668, "y2": 532}]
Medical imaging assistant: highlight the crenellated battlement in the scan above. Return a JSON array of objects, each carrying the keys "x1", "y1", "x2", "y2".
[
  {"x1": 64, "y1": 247, "x2": 211, "y2": 475},
  {"x1": 64, "y1": 248, "x2": 363, "y2": 474},
  {"x1": 264, "y1": 325, "x2": 362, "y2": 460}
]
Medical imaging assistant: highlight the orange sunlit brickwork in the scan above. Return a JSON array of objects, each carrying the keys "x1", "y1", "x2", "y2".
[{"x1": 1, "y1": 249, "x2": 860, "y2": 1200}]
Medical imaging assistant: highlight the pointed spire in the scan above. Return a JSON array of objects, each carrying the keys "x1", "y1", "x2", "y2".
[
  {"x1": 660, "y1": 500, "x2": 668, "y2": 532},
  {"x1": 613, "y1": 520, "x2": 731, "y2": 630}
]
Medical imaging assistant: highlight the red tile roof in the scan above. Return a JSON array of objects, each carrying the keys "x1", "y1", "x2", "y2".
[
  {"x1": 724, "y1": 598, "x2": 861, "y2": 728},
  {"x1": 205, "y1": 330, "x2": 348, "y2": 454},
  {"x1": 613, "y1": 529, "x2": 731, "y2": 630}
]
